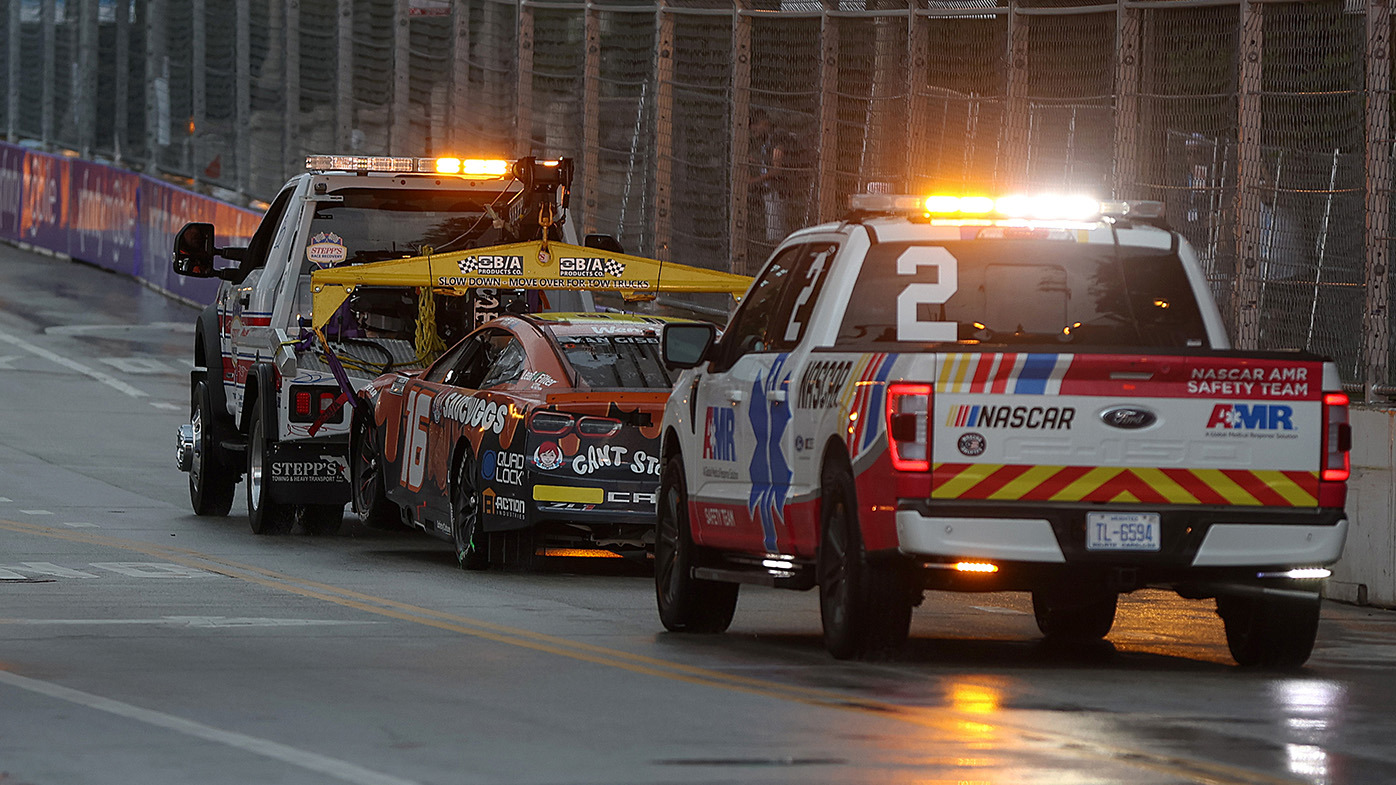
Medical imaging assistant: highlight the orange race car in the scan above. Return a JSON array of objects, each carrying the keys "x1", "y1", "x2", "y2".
[{"x1": 351, "y1": 312, "x2": 690, "y2": 569}]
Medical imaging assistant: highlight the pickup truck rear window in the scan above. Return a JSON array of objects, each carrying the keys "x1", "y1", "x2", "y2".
[
  {"x1": 301, "y1": 188, "x2": 501, "y2": 273},
  {"x1": 836, "y1": 239, "x2": 1209, "y2": 348}
]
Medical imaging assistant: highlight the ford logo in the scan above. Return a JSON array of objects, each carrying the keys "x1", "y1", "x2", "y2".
[{"x1": 1100, "y1": 406, "x2": 1157, "y2": 429}]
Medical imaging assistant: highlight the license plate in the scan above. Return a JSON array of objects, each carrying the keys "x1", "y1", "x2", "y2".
[{"x1": 1086, "y1": 512, "x2": 1161, "y2": 552}]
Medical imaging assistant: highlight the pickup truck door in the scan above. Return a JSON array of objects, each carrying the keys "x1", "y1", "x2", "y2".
[{"x1": 690, "y1": 242, "x2": 829, "y2": 554}]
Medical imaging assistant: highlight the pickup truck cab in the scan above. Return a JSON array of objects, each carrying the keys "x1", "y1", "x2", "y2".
[
  {"x1": 172, "y1": 155, "x2": 589, "y2": 535},
  {"x1": 655, "y1": 193, "x2": 1352, "y2": 667}
]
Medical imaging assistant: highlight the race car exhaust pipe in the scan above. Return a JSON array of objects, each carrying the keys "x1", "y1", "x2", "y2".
[{"x1": 176, "y1": 425, "x2": 195, "y2": 472}]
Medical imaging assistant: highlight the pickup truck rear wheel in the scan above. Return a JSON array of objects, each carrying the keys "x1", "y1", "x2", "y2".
[
  {"x1": 818, "y1": 459, "x2": 913, "y2": 660},
  {"x1": 1032, "y1": 589, "x2": 1118, "y2": 640},
  {"x1": 352, "y1": 413, "x2": 400, "y2": 529},
  {"x1": 246, "y1": 405, "x2": 295, "y2": 535},
  {"x1": 1217, "y1": 593, "x2": 1320, "y2": 668},
  {"x1": 189, "y1": 381, "x2": 237, "y2": 517},
  {"x1": 655, "y1": 455, "x2": 738, "y2": 633},
  {"x1": 450, "y1": 452, "x2": 490, "y2": 571}
]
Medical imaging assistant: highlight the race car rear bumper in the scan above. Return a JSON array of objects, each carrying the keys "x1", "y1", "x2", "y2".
[{"x1": 895, "y1": 503, "x2": 1348, "y2": 569}]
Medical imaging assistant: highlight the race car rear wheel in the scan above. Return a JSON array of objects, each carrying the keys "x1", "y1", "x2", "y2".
[
  {"x1": 300, "y1": 504, "x2": 344, "y2": 536},
  {"x1": 450, "y1": 452, "x2": 490, "y2": 571},
  {"x1": 352, "y1": 412, "x2": 400, "y2": 529},
  {"x1": 1217, "y1": 593, "x2": 1321, "y2": 668},
  {"x1": 246, "y1": 404, "x2": 295, "y2": 535},
  {"x1": 818, "y1": 457, "x2": 913, "y2": 660},
  {"x1": 655, "y1": 454, "x2": 738, "y2": 633},
  {"x1": 189, "y1": 380, "x2": 237, "y2": 517},
  {"x1": 1032, "y1": 588, "x2": 1118, "y2": 640}
]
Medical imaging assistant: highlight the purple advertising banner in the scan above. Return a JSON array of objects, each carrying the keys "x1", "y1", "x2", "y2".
[
  {"x1": 0, "y1": 145, "x2": 23, "y2": 241},
  {"x1": 0, "y1": 142, "x2": 261, "y2": 306}
]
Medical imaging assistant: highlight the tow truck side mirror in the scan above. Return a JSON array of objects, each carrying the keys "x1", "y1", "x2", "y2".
[
  {"x1": 171, "y1": 222, "x2": 247, "y2": 281},
  {"x1": 662, "y1": 322, "x2": 717, "y2": 370}
]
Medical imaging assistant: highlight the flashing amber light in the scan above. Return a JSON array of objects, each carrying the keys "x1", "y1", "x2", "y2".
[
  {"x1": 537, "y1": 548, "x2": 622, "y2": 559},
  {"x1": 462, "y1": 158, "x2": 511, "y2": 176},
  {"x1": 924, "y1": 195, "x2": 995, "y2": 215},
  {"x1": 954, "y1": 561, "x2": 999, "y2": 573},
  {"x1": 435, "y1": 157, "x2": 463, "y2": 174}
]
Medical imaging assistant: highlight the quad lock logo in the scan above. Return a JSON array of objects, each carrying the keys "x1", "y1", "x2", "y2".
[
  {"x1": 1206, "y1": 403, "x2": 1295, "y2": 434},
  {"x1": 271, "y1": 454, "x2": 349, "y2": 483},
  {"x1": 703, "y1": 407, "x2": 736, "y2": 461},
  {"x1": 481, "y1": 450, "x2": 525, "y2": 486}
]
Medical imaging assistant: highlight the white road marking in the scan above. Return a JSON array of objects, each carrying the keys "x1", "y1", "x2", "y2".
[
  {"x1": 0, "y1": 563, "x2": 101, "y2": 579},
  {"x1": 0, "y1": 568, "x2": 37, "y2": 580},
  {"x1": 19, "y1": 510, "x2": 53, "y2": 515},
  {"x1": 0, "y1": 355, "x2": 21, "y2": 369},
  {"x1": 0, "y1": 327, "x2": 149, "y2": 398},
  {"x1": 90, "y1": 562, "x2": 218, "y2": 578},
  {"x1": 149, "y1": 401, "x2": 182, "y2": 410},
  {"x1": 0, "y1": 617, "x2": 379, "y2": 628},
  {"x1": 62, "y1": 521, "x2": 99, "y2": 528},
  {"x1": 0, "y1": 497, "x2": 11, "y2": 502},
  {"x1": 45, "y1": 322, "x2": 194, "y2": 336},
  {"x1": 0, "y1": 671, "x2": 428, "y2": 785},
  {"x1": 99, "y1": 357, "x2": 182, "y2": 375},
  {"x1": 971, "y1": 605, "x2": 1029, "y2": 615}
]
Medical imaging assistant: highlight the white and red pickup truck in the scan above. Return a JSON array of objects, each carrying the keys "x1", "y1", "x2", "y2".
[{"x1": 655, "y1": 193, "x2": 1352, "y2": 667}]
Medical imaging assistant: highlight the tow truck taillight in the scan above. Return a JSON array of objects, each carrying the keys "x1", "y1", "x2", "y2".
[
  {"x1": 886, "y1": 383, "x2": 932, "y2": 472},
  {"x1": 289, "y1": 384, "x2": 344, "y2": 424},
  {"x1": 1321, "y1": 392, "x2": 1351, "y2": 483}
]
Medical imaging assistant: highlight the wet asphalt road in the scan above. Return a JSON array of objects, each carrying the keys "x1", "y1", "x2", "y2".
[{"x1": 1, "y1": 242, "x2": 1395, "y2": 785}]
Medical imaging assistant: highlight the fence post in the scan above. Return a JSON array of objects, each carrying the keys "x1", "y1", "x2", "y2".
[
  {"x1": 191, "y1": 0, "x2": 206, "y2": 176},
  {"x1": 41, "y1": 0, "x2": 55, "y2": 147},
  {"x1": 1113, "y1": 1, "x2": 1140, "y2": 198},
  {"x1": 516, "y1": 0, "x2": 535, "y2": 156},
  {"x1": 582, "y1": 2, "x2": 602, "y2": 236},
  {"x1": 450, "y1": 0, "x2": 470, "y2": 151},
  {"x1": 76, "y1": 0, "x2": 99, "y2": 157},
  {"x1": 5, "y1": 0, "x2": 16, "y2": 142},
  {"x1": 337, "y1": 0, "x2": 355, "y2": 151},
  {"x1": 906, "y1": 4, "x2": 927, "y2": 186},
  {"x1": 1367, "y1": 0, "x2": 1392, "y2": 397},
  {"x1": 653, "y1": 0, "x2": 674, "y2": 262},
  {"x1": 236, "y1": 0, "x2": 251, "y2": 193},
  {"x1": 393, "y1": 0, "x2": 410, "y2": 155},
  {"x1": 145, "y1": 0, "x2": 168, "y2": 166},
  {"x1": 1002, "y1": 1, "x2": 1030, "y2": 188},
  {"x1": 730, "y1": 0, "x2": 752, "y2": 274},
  {"x1": 817, "y1": 0, "x2": 839, "y2": 221},
  {"x1": 1233, "y1": 0, "x2": 1264, "y2": 350}
]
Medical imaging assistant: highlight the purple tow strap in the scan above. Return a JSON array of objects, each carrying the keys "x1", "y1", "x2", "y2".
[{"x1": 299, "y1": 329, "x2": 370, "y2": 437}]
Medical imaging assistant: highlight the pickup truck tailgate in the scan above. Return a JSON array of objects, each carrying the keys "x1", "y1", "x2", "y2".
[{"x1": 930, "y1": 352, "x2": 1327, "y2": 507}]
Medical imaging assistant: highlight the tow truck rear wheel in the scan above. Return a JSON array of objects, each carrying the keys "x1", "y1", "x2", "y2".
[
  {"x1": 1032, "y1": 588, "x2": 1118, "y2": 640},
  {"x1": 818, "y1": 457, "x2": 914, "y2": 660},
  {"x1": 450, "y1": 452, "x2": 490, "y2": 571},
  {"x1": 246, "y1": 404, "x2": 295, "y2": 535},
  {"x1": 655, "y1": 454, "x2": 738, "y2": 633},
  {"x1": 1217, "y1": 593, "x2": 1321, "y2": 668},
  {"x1": 352, "y1": 413, "x2": 401, "y2": 529},
  {"x1": 300, "y1": 504, "x2": 344, "y2": 536},
  {"x1": 189, "y1": 381, "x2": 237, "y2": 517}
]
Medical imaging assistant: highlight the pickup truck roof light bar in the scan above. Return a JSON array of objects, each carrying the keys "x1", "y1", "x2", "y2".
[
  {"x1": 845, "y1": 193, "x2": 1165, "y2": 224},
  {"x1": 304, "y1": 155, "x2": 561, "y2": 177}
]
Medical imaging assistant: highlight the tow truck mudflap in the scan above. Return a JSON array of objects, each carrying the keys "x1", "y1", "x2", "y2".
[{"x1": 266, "y1": 440, "x2": 352, "y2": 505}]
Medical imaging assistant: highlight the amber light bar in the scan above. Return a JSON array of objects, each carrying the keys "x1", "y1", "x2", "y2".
[{"x1": 537, "y1": 548, "x2": 622, "y2": 559}]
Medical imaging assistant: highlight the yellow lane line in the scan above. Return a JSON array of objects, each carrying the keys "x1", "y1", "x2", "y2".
[{"x1": 0, "y1": 518, "x2": 1301, "y2": 785}]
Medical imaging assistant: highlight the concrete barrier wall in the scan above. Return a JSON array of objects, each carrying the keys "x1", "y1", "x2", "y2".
[
  {"x1": 0, "y1": 142, "x2": 261, "y2": 306},
  {"x1": 1331, "y1": 407, "x2": 1396, "y2": 608}
]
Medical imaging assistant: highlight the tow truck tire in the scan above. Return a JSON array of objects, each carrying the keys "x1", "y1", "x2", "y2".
[
  {"x1": 818, "y1": 458, "x2": 913, "y2": 660},
  {"x1": 300, "y1": 504, "x2": 344, "y2": 536},
  {"x1": 1032, "y1": 589, "x2": 1118, "y2": 640},
  {"x1": 655, "y1": 454, "x2": 738, "y2": 633},
  {"x1": 1217, "y1": 593, "x2": 1321, "y2": 668},
  {"x1": 352, "y1": 413, "x2": 400, "y2": 529},
  {"x1": 189, "y1": 381, "x2": 237, "y2": 517},
  {"x1": 246, "y1": 405, "x2": 295, "y2": 535},
  {"x1": 450, "y1": 452, "x2": 490, "y2": 571}
]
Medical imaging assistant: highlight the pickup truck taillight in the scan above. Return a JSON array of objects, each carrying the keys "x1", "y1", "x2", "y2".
[
  {"x1": 1321, "y1": 392, "x2": 1352, "y2": 483},
  {"x1": 886, "y1": 383, "x2": 932, "y2": 471}
]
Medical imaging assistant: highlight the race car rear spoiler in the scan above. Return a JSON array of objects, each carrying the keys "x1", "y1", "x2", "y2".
[{"x1": 308, "y1": 239, "x2": 752, "y2": 330}]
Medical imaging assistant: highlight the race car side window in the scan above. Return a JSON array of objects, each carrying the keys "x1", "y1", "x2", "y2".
[
  {"x1": 710, "y1": 244, "x2": 806, "y2": 372},
  {"x1": 424, "y1": 335, "x2": 480, "y2": 384},
  {"x1": 479, "y1": 338, "x2": 527, "y2": 389}
]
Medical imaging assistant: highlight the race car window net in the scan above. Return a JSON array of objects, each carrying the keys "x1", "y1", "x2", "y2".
[
  {"x1": 836, "y1": 240, "x2": 1209, "y2": 348},
  {"x1": 479, "y1": 339, "x2": 527, "y2": 389},
  {"x1": 558, "y1": 333, "x2": 674, "y2": 389}
]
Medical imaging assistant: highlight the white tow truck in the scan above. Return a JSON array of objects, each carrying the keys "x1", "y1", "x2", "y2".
[
  {"x1": 655, "y1": 193, "x2": 1352, "y2": 667},
  {"x1": 172, "y1": 155, "x2": 594, "y2": 534}
]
